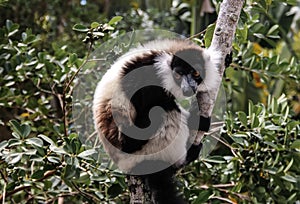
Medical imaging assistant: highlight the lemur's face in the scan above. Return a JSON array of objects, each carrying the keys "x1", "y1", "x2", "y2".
[{"x1": 170, "y1": 49, "x2": 206, "y2": 96}]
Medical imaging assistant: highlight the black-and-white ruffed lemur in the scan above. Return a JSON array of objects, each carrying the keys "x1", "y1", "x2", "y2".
[{"x1": 93, "y1": 39, "x2": 221, "y2": 204}]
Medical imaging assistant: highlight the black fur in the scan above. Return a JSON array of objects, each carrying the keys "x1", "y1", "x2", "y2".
[
  {"x1": 188, "y1": 100, "x2": 211, "y2": 132},
  {"x1": 120, "y1": 52, "x2": 180, "y2": 153},
  {"x1": 172, "y1": 49, "x2": 206, "y2": 84},
  {"x1": 186, "y1": 143, "x2": 203, "y2": 165},
  {"x1": 225, "y1": 52, "x2": 233, "y2": 68}
]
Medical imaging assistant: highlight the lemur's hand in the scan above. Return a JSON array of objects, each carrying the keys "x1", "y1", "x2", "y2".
[{"x1": 188, "y1": 99, "x2": 211, "y2": 132}]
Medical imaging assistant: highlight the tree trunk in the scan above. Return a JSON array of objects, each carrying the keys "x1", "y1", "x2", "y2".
[{"x1": 194, "y1": 0, "x2": 244, "y2": 145}]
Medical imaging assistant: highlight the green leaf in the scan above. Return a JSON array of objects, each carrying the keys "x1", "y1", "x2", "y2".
[
  {"x1": 107, "y1": 183, "x2": 124, "y2": 198},
  {"x1": 264, "y1": 141, "x2": 278, "y2": 149},
  {"x1": 78, "y1": 149, "x2": 97, "y2": 160},
  {"x1": 266, "y1": 0, "x2": 272, "y2": 6},
  {"x1": 257, "y1": 186, "x2": 266, "y2": 194},
  {"x1": 204, "y1": 23, "x2": 215, "y2": 48},
  {"x1": 291, "y1": 140, "x2": 300, "y2": 150},
  {"x1": 21, "y1": 124, "x2": 31, "y2": 138},
  {"x1": 73, "y1": 24, "x2": 89, "y2": 32},
  {"x1": 38, "y1": 134, "x2": 55, "y2": 146},
  {"x1": 6, "y1": 20, "x2": 19, "y2": 37},
  {"x1": 284, "y1": 158, "x2": 293, "y2": 173},
  {"x1": 50, "y1": 145, "x2": 67, "y2": 155},
  {"x1": 6, "y1": 19, "x2": 13, "y2": 30},
  {"x1": 7, "y1": 153, "x2": 22, "y2": 164},
  {"x1": 203, "y1": 156, "x2": 226, "y2": 164},
  {"x1": 24, "y1": 149, "x2": 37, "y2": 155},
  {"x1": 287, "y1": 121, "x2": 300, "y2": 131},
  {"x1": 251, "y1": 114, "x2": 260, "y2": 128},
  {"x1": 286, "y1": 0, "x2": 297, "y2": 6},
  {"x1": 9, "y1": 120, "x2": 22, "y2": 139},
  {"x1": 64, "y1": 164, "x2": 78, "y2": 179},
  {"x1": 253, "y1": 33, "x2": 265, "y2": 39},
  {"x1": 25, "y1": 35, "x2": 38, "y2": 44},
  {"x1": 26, "y1": 137, "x2": 43, "y2": 147},
  {"x1": 75, "y1": 172, "x2": 90, "y2": 183},
  {"x1": 9, "y1": 120, "x2": 31, "y2": 139},
  {"x1": 281, "y1": 174, "x2": 297, "y2": 183},
  {"x1": 0, "y1": 140, "x2": 8, "y2": 151},
  {"x1": 6, "y1": 182, "x2": 16, "y2": 192},
  {"x1": 32, "y1": 146, "x2": 46, "y2": 157},
  {"x1": 8, "y1": 24, "x2": 19, "y2": 37},
  {"x1": 47, "y1": 156, "x2": 60, "y2": 164},
  {"x1": 232, "y1": 133, "x2": 248, "y2": 145},
  {"x1": 108, "y1": 16, "x2": 123, "y2": 25},
  {"x1": 31, "y1": 170, "x2": 45, "y2": 180},
  {"x1": 93, "y1": 31, "x2": 105, "y2": 36},
  {"x1": 236, "y1": 23, "x2": 248, "y2": 43},
  {"x1": 192, "y1": 190, "x2": 211, "y2": 204},
  {"x1": 238, "y1": 111, "x2": 248, "y2": 127},
  {"x1": 287, "y1": 193, "x2": 297, "y2": 203},
  {"x1": 90, "y1": 22, "x2": 100, "y2": 29},
  {"x1": 68, "y1": 53, "x2": 78, "y2": 65},
  {"x1": 8, "y1": 139, "x2": 22, "y2": 147}
]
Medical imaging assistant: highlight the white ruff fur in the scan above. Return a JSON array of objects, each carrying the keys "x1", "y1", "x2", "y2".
[
  {"x1": 154, "y1": 53, "x2": 185, "y2": 99},
  {"x1": 202, "y1": 48, "x2": 222, "y2": 91}
]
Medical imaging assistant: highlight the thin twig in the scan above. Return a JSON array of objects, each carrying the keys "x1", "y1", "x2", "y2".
[
  {"x1": 211, "y1": 196, "x2": 236, "y2": 204},
  {"x1": 45, "y1": 192, "x2": 79, "y2": 204},
  {"x1": 62, "y1": 42, "x2": 94, "y2": 137},
  {"x1": 200, "y1": 182, "x2": 250, "y2": 200},
  {"x1": 86, "y1": 58, "x2": 106, "y2": 62},
  {"x1": 206, "y1": 129, "x2": 240, "y2": 159},
  {"x1": 186, "y1": 29, "x2": 207, "y2": 40},
  {"x1": 71, "y1": 181, "x2": 100, "y2": 202},
  {"x1": 0, "y1": 169, "x2": 57, "y2": 202},
  {"x1": 64, "y1": 43, "x2": 94, "y2": 93},
  {"x1": 0, "y1": 170, "x2": 7, "y2": 183},
  {"x1": 0, "y1": 185, "x2": 31, "y2": 202},
  {"x1": 200, "y1": 182, "x2": 236, "y2": 189}
]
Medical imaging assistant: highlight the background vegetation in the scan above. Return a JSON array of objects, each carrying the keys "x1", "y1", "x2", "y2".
[{"x1": 0, "y1": 0, "x2": 299, "y2": 203}]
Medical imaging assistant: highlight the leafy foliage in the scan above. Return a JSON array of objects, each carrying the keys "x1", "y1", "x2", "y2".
[
  {"x1": 0, "y1": 16, "x2": 126, "y2": 203},
  {"x1": 181, "y1": 95, "x2": 300, "y2": 203},
  {"x1": 0, "y1": 0, "x2": 299, "y2": 203},
  {"x1": 0, "y1": 120, "x2": 127, "y2": 203}
]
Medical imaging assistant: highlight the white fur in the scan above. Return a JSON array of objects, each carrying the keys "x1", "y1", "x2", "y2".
[
  {"x1": 202, "y1": 48, "x2": 222, "y2": 91},
  {"x1": 153, "y1": 53, "x2": 185, "y2": 99}
]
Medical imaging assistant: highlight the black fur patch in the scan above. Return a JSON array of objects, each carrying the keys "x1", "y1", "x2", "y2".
[
  {"x1": 199, "y1": 116, "x2": 211, "y2": 132},
  {"x1": 188, "y1": 100, "x2": 211, "y2": 132},
  {"x1": 119, "y1": 51, "x2": 181, "y2": 153},
  {"x1": 185, "y1": 143, "x2": 202, "y2": 165},
  {"x1": 225, "y1": 52, "x2": 233, "y2": 67},
  {"x1": 171, "y1": 49, "x2": 206, "y2": 84}
]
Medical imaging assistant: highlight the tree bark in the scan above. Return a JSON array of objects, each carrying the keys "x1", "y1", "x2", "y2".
[
  {"x1": 195, "y1": 0, "x2": 244, "y2": 145},
  {"x1": 128, "y1": 176, "x2": 150, "y2": 204}
]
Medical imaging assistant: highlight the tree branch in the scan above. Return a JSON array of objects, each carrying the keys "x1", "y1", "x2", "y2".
[{"x1": 195, "y1": 0, "x2": 244, "y2": 144}]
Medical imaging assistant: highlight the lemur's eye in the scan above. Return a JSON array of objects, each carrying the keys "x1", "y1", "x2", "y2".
[
  {"x1": 192, "y1": 71, "x2": 201, "y2": 78},
  {"x1": 173, "y1": 71, "x2": 182, "y2": 80}
]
